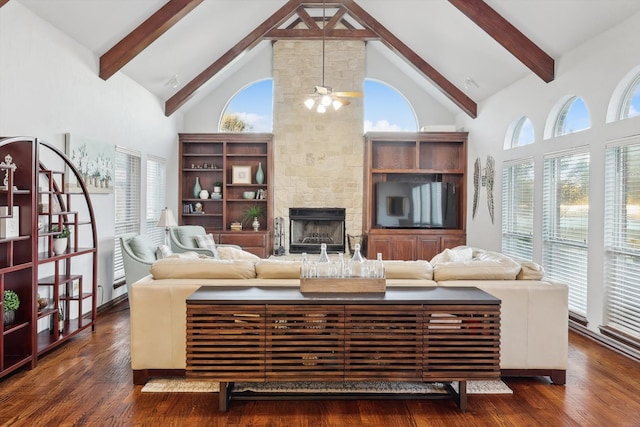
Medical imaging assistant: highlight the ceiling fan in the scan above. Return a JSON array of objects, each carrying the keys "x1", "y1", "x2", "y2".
[{"x1": 304, "y1": 0, "x2": 362, "y2": 113}]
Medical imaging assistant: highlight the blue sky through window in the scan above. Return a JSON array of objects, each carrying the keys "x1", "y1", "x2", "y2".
[{"x1": 221, "y1": 78, "x2": 417, "y2": 132}]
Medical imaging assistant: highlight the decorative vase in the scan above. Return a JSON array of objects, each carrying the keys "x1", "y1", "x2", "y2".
[
  {"x1": 193, "y1": 177, "x2": 202, "y2": 198},
  {"x1": 255, "y1": 162, "x2": 264, "y2": 184},
  {"x1": 252, "y1": 217, "x2": 260, "y2": 231},
  {"x1": 199, "y1": 189, "x2": 210, "y2": 199},
  {"x1": 53, "y1": 237, "x2": 68, "y2": 255},
  {"x1": 4, "y1": 310, "x2": 15, "y2": 325}
]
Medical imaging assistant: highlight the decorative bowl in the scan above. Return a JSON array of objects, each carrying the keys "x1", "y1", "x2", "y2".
[{"x1": 243, "y1": 191, "x2": 256, "y2": 199}]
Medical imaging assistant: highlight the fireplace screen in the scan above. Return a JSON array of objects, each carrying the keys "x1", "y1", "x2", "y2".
[{"x1": 289, "y1": 208, "x2": 345, "y2": 254}]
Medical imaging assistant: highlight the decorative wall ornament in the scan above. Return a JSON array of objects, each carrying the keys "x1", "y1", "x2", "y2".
[
  {"x1": 486, "y1": 156, "x2": 495, "y2": 224},
  {"x1": 472, "y1": 157, "x2": 480, "y2": 219}
]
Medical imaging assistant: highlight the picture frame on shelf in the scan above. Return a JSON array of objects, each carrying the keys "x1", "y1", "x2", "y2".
[{"x1": 232, "y1": 165, "x2": 252, "y2": 184}]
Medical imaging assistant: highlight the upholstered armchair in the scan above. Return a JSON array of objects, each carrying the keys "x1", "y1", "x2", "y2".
[
  {"x1": 168, "y1": 225, "x2": 240, "y2": 257},
  {"x1": 119, "y1": 233, "x2": 157, "y2": 294}
]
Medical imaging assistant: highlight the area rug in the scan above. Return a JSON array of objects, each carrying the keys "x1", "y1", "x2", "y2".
[{"x1": 141, "y1": 378, "x2": 511, "y2": 395}]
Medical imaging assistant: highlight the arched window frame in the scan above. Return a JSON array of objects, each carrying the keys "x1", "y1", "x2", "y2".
[
  {"x1": 545, "y1": 95, "x2": 591, "y2": 139},
  {"x1": 364, "y1": 78, "x2": 418, "y2": 132},
  {"x1": 505, "y1": 116, "x2": 535, "y2": 149},
  {"x1": 218, "y1": 79, "x2": 273, "y2": 133},
  {"x1": 619, "y1": 73, "x2": 640, "y2": 120}
]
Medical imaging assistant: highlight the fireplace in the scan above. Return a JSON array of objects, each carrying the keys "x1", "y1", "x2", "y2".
[{"x1": 289, "y1": 208, "x2": 346, "y2": 254}]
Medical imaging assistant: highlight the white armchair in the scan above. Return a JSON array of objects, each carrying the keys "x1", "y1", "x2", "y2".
[
  {"x1": 119, "y1": 233, "x2": 156, "y2": 294},
  {"x1": 168, "y1": 225, "x2": 240, "y2": 257}
]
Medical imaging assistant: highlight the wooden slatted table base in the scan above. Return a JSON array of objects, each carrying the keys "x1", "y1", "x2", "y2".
[{"x1": 185, "y1": 286, "x2": 501, "y2": 412}]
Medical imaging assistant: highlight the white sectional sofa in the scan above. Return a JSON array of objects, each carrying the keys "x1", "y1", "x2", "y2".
[{"x1": 128, "y1": 246, "x2": 568, "y2": 386}]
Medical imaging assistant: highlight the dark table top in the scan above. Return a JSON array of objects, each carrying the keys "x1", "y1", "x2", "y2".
[{"x1": 187, "y1": 286, "x2": 500, "y2": 305}]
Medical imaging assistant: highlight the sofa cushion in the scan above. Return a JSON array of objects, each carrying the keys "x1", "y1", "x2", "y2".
[
  {"x1": 431, "y1": 246, "x2": 521, "y2": 281},
  {"x1": 129, "y1": 235, "x2": 157, "y2": 262},
  {"x1": 150, "y1": 257, "x2": 257, "y2": 279},
  {"x1": 383, "y1": 260, "x2": 433, "y2": 280},
  {"x1": 517, "y1": 260, "x2": 545, "y2": 280},
  {"x1": 194, "y1": 233, "x2": 220, "y2": 259},
  {"x1": 218, "y1": 246, "x2": 261, "y2": 261},
  {"x1": 255, "y1": 260, "x2": 301, "y2": 279}
]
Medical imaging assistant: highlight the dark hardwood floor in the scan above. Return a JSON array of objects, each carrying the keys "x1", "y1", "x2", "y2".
[{"x1": 1, "y1": 301, "x2": 640, "y2": 427}]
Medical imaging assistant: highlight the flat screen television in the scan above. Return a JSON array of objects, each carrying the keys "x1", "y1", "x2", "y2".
[{"x1": 375, "y1": 181, "x2": 458, "y2": 228}]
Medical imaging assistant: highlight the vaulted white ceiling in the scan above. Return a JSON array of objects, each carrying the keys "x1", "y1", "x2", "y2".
[{"x1": 15, "y1": 0, "x2": 640, "y2": 117}]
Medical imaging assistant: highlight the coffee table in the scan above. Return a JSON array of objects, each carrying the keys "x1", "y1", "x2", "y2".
[{"x1": 186, "y1": 286, "x2": 501, "y2": 411}]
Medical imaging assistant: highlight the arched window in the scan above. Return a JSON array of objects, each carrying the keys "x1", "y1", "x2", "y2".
[
  {"x1": 364, "y1": 79, "x2": 417, "y2": 132},
  {"x1": 553, "y1": 96, "x2": 591, "y2": 137},
  {"x1": 506, "y1": 116, "x2": 535, "y2": 149},
  {"x1": 219, "y1": 79, "x2": 273, "y2": 132},
  {"x1": 619, "y1": 73, "x2": 640, "y2": 120}
]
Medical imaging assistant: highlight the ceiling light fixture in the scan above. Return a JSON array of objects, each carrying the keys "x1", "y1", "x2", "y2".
[
  {"x1": 304, "y1": 0, "x2": 361, "y2": 113},
  {"x1": 165, "y1": 74, "x2": 180, "y2": 89},
  {"x1": 464, "y1": 77, "x2": 479, "y2": 90}
]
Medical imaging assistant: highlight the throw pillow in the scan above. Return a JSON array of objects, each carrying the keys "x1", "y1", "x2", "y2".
[
  {"x1": 194, "y1": 233, "x2": 220, "y2": 259},
  {"x1": 155, "y1": 245, "x2": 173, "y2": 260}
]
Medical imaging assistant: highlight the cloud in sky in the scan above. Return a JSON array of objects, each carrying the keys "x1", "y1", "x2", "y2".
[
  {"x1": 233, "y1": 111, "x2": 272, "y2": 132},
  {"x1": 364, "y1": 119, "x2": 406, "y2": 132}
]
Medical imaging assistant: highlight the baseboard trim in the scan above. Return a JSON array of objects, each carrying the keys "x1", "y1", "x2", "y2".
[
  {"x1": 570, "y1": 321, "x2": 640, "y2": 363},
  {"x1": 97, "y1": 293, "x2": 128, "y2": 315}
]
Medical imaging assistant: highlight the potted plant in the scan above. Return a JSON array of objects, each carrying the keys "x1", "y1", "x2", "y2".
[
  {"x1": 212, "y1": 181, "x2": 222, "y2": 193},
  {"x1": 51, "y1": 224, "x2": 71, "y2": 255},
  {"x1": 3, "y1": 289, "x2": 19, "y2": 325},
  {"x1": 242, "y1": 205, "x2": 265, "y2": 231}
]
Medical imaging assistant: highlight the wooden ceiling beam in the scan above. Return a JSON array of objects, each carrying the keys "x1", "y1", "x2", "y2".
[
  {"x1": 264, "y1": 28, "x2": 377, "y2": 41},
  {"x1": 342, "y1": 0, "x2": 477, "y2": 118},
  {"x1": 99, "y1": 0, "x2": 204, "y2": 80},
  {"x1": 0, "y1": 0, "x2": 9, "y2": 9},
  {"x1": 164, "y1": 0, "x2": 302, "y2": 116},
  {"x1": 449, "y1": 0, "x2": 554, "y2": 82}
]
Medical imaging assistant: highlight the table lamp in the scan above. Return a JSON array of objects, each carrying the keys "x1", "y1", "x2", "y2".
[{"x1": 156, "y1": 207, "x2": 177, "y2": 246}]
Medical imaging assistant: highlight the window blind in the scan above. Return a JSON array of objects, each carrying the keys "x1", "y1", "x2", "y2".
[
  {"x1": 543, "y1": 150, "x2": 590, "y2": 316},
  {"x1": 604, "y1": 138, "x2": 640, "y2": 342},
  {"x1": 146, "y1": 156, "x2": 166, "y2": 247},
  {"x1": 113, "y1": 147, "x2": 141, "y2": 280},
  {"x1": 501, "y1": 159, "x2": 534, "y2": 260}
]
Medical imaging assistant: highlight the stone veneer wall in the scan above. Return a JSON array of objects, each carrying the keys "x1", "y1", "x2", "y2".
[{"x1": 272, "y1": 38, "x2": 365, "y2": 251}]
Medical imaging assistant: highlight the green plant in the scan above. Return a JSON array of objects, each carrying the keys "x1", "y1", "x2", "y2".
[
  {"x1": 213, "y1": 181, "x2": 222, "y2": 187},
  {"x1": 3, "y1": 289, "x2": 19, "y2": 312},
  {"x1": 51, "y1": 224, "x2": 71, "y2": 239},
  {"x1": 241, "y1": 205, "x2": 264, "y2": 226}
]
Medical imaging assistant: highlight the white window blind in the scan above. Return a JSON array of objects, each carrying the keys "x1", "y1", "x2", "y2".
[
  {"x1": 543, "y1": 150, "x2": 590, "y2": 316},
  {"x1": 113, "y1": 147, "x2": 141, "y2": 280},
  {"x1": 146, "y1": 156, "x2": 166, "y2": 247},
  {"x1": 502, "y1": 159, "x2": 534, "y2": 261},
  {"x1": 604, "y1": 138, "x2": 640, "y2": 342}
]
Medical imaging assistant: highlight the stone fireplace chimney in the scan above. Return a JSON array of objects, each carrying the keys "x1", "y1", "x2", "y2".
[{"x1": 272, "y1": 38, "x2": 365, "y2": 253}]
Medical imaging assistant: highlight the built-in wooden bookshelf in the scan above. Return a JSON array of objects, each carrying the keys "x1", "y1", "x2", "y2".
[
  {"x1": 178, "y1": 134, "x2": 273, "y2": 257},
  {"x1": 363, "y1": 132, "x2": 467, "y2": 260}
]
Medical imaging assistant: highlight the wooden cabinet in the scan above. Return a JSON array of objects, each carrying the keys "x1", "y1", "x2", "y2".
[
  {"x1": 186, "y1": 286, "x2": 501, "y2": 412},
  {"x1": 363, "y1": 132, "x2": 467, "y2": 260},
  {"x1": 0, "y1": 137, "x2": 97, "y2": 379},
  {"x1": 218, "y1": 231, "x2": 270, "y2": 258},
  {"x1": 179, "y1": 134, "x2": 273, "y2": 256}
]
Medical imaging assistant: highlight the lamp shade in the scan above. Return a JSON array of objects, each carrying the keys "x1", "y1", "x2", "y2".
[{"x1": 156, "y1": 207, "x2": 177, "y2": 228}]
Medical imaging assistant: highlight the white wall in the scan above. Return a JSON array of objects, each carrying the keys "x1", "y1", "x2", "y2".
[
  {"x1": 457, "y1": 11, "x2": 640, "y2": 337},
  {"x1": 0, "y1": 2, "x2": 181, "y2": 305}
]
